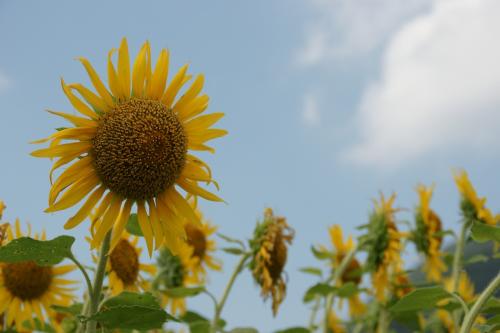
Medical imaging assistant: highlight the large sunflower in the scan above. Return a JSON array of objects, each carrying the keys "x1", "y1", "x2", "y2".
[
  {"x1": 0, "y1": 220, "x2": 76, "y2": 332},
  {"x1": 249, "y1": 208, "x2": 294, "y2": 316},
  {"x1": 107, "y1": 232, "x2": 156, "y2": 295},
  {"x1": 32, "y1": 38, "x2": 226, "y2": 255},
  {"x1": 328, "y1": 225, "x2": 366, "y2": 317},
  {"x1": 155, "y1": 244, "x2": 198, "y2": 315},
  {"x1": 454, "y1": 170, "x2": 498, "y2": 226},
  {"x1": 414, "y1": 184, "x2": 446, "y2": 282},
  {"x1": 365, "y1": 193, "x2": 404, "y2": 302}
]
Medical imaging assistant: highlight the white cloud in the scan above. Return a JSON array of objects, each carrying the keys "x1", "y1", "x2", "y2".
[
  {"x1": 302, "y1": 93, "x2": 321, "y2": 126},
  {"x1": 346, "y1": 0, "x2": 500, "y2": 167},
  {"x1": 297, "y1": 0, "x2": 429, "y2": 66},
  {"x1": 0, "y1": 71, "x2": 9, "y2": 92}
]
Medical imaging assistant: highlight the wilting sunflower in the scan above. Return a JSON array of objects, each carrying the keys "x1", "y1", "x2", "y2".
[
  {"x1": 249, "y1": 208, "x2": 294, "y2": 316},
  {"x1": 437, "y1": 272, "x2": 485, "y2": 333},
  {"x1": 414, "y1": 184, "x2": 446, "y2": 282},
  {"x1": 327, "y1": 310, "x2": 346, "y2": 333},
  {"x1": 0, "y1": 220, "x2": 76, "y2": 332},
  {"x1": 107, "y1": 232, "x2": 156, "y2": 295},
  {"x1": 364, "y1": 193, "x2": 405, "y2": 302},
  {"x1": 154, "y1": 244, "x2": 198, "y2": 315},
  {"x1": 31, "y1": 38, "x2": 226, "y2": 255},
  {"x1": 392, "y1": 270, "x2": 413, "y2": 299},
  {"x1": 327, "y1": 225, "x2": 366, "y2": 317},
  {"x1": 454, "y1": 170, "x2": 498, "y2": 226},
  {"x1": 184, "y1": 206, "x2": 221, "y2": 282}
]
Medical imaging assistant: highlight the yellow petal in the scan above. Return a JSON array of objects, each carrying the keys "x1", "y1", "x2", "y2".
[
  {"x1": 69, "y1": 83, "x2": 109, "y2": 113},
  {"x1": 177, "y1": 178, "x2": 223, "y2": 202},
  {"x1": 31, "y1": 142, "x2": 91, "y2": 158},
  {"x1": 162, "y1": 64, "x2": 189, "y2": 107},
  {"x1": 92, "y1": 196, "x2": 122, "y2": 247},
  {"x1": 131, "y1": 42, "x2": 148, "y2": 98},
  {"x1": 110, "y1": 199, "x2": 133, "y2": 251},
  {"x1": 46, "y1": 174, "x2": 99, "y2": 212},
  {"x1": 31, "y1": 127, "x2": 96, "y2": 144},
  {"x1": 176, "y1": 94, "x2": 209, "y2": 121},
  {"x1": 77, "y1": 57, "x2": 115, "y2": 107},
  {"x1": 117, "y1": 38, "x2": 131, "y2": 99},
  {"x1": 162, "y1": 188, "x2": 200, "y2": 224},
  {"x1": 184, "y1": 112, "x2": 224, "y2": 133},
  {"x1": 148, "y1": 198, "x2": 163, "y2": 250},
  {"x1": 64, "y1": 186, "x2": 105, "y2": 229},
  {"x1": 188, "y1": 129, "x2": 228, "y2": 144},
  {"x1": 49, "y1": 150, "x2": 83, "y2": 183},
  {"x1": 61, "y1": 78, "x2": 98, "y2": 120},
  {"x1": 173, "y1": 74, "x2": 204, "y2": 112},
  {"x1": 148, "y1": 49, "x2": 169, "y2": 100},
  {"x1": 46, "y1": 110, "x2": 98, "y2": 128},
  {"x1": 49, "y1": 158, "x2": 94, "y2": 205},
  {"x1": 137, "y1": 200, "x2": 154, "y2": 256}
]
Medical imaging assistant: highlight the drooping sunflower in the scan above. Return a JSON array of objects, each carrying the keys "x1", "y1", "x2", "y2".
[
  {"x1": 249, "y1": 208, "x2": 294, "y2": 316},
  {"x1": 364, "y1": 193, "x2": 405, "y2": 302},
  {"x1": 154, "y1": 243, "x2": 198, "y2": 315},
  {"x1": 327, "y1": 310, "x2": 346, "y2": 333},
  {"x1": 414, "y1": 184, "x2": 447, "y2": 282},
  {"x1": 454, "y1": 170, "x2": 498, "y2": 226},
  {"x1": 31, "y1": 38, "x2": 226, "y2": 255},
  {"x1": 327, "y1": 225, "x2": 366, "y2": 317},
  {"x1": 0, "y1": 220, "x2": 76, "y2": 332},
  {"x1": 106, "y1": 232, "x2": 156, "y2": 295},
  {"x1": 184, "y1": 205, "x2": 221, "y2": 282}
]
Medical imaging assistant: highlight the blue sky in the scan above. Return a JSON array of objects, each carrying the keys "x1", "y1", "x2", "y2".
[{"x1": 1, "y1": 0, "x2": 500, "y2": 331}]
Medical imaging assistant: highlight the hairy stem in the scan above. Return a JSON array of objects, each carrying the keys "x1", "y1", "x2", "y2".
[
  {"x1": 210, "y1": 253, "x2": 250, "y2": 333},
  {"x1": 85, "y1": 231, "x2": 112, "y2": 333},
  {"x1": 451, "y1": 220, "x2": 471, "y2": 330}
]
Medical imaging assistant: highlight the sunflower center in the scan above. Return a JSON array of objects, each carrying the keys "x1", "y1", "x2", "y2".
[
  {"x1": 92, "y1": 98, "x2": 187, "y2": 200},
  {"x1": 185, "y1": 223, "x2": 207, "y2": 259},
  {"x1": 2, "y1": 261, "x2": 53, "y2": 300},
  {"x1": 109, "y1": 239, "x2": 140, "y2": 285},
  {"x1": 269, "y1": 233, "x2": 287, "y2": 281}
]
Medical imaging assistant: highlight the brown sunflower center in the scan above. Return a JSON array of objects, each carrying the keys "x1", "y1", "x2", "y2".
[
  {"x1": 185, "y1": 223, "x2": 207, "y2": 259},
  {"x1": 2, "y1": 261, "x2": 53, "y2": 300},
  {"x1": 268, "y1": 232, "x2": 288, "y2": 281},
  {"x1": 92, "y1": 98, "x2": 187, "y2": 200},
  {"x1": 428, "y1": 210, "x2": 443, "y2": 247},
  {"x1": 337, "y1": 255, "x2": 362, "y2": 285},
  {"x1": 109, "y1": 239, "x2": 139, "y2": 285}
]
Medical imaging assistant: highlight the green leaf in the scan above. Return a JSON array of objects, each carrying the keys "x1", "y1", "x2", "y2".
[
  {"x1": 163, "y1": 286, "x2": 205, "y2": 298},
  {"x1": 125, "y1": 214, "x2": 143, "y2": 237},
  {"x1": 180, "y1": 310, "x2": 209, "y2": 323},
  {"x1": 222, "y1": 247, "x2": 245, "y2": 255},
  {"x1": 189, "y1": 321, "x2": 211, "y2": 333},
  {"x1": 23, "y1": 318, "x2": 55, "y2": 333},
  {"x1": 390, "y1": 286, "x2": 453, "y2": 313},
  {"x1": 470, "y1": 221, "x2": 500, "y2": 243},
  {"x1": 303, "y1": 283, "x2": 336, "y2": 302},
  {"x1": 299, "y1": 267, "x2": 322, "y2": 277},
  {"x1": 310, "y1": 246, "x2": 332, "y2": 260},
  {"x1": 465, "y1": 254, "x2": 489, "y2": 265},
  {"x1": 228, "y1": 328, "x2": 259, "y2": 333},
  {"x1": 0, "y1": 236, "x2": 74, "y2": 266},
  {"x1": 274, "y1": 327, "x2": 310, "y2": 333},
  {"x1": 483, "y1": 298, "x2": 500, "y2": 314},
  {"x1": 89, "y1": 292, "x2": 170, "y2": 330},
  {"x1": 336, "y1": 282, "x2": 358, "y2": 298},
  {"x1": 487, "y1": 315, "x2": 500, "y2": 325},
  {"x1": 51, "y1": 303, "x2": 83, "y2": 316}
]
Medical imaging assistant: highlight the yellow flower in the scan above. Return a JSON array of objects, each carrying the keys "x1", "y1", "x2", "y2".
[
  {"x1": 184, "y1": 207, "x2": 221, "y2": 282},
  {"x1": 0, "y1": 220, "x2": 76, "y2": 332},
  {"x1": 327, "y1": 310, "x2": 346, "y2": 333},
  {"x1": 365, "y1": 193, "x2": 404, "y2": 302},
  {"x1": 0, "y1": 200, "x2": 5, "y2": 219},
  {"x1": 454, "y1": 170, "x2": 498, "y2": 226},
  {"x1": 414, "y1": 184, "x2": 447, "y2": 282},
  {"x1": 31, "y1": 38, "x2": 226, "y2": 256},
  {"x1": 107, "y1": 232, "x2": 156, "y2": 295},
  {"x1": 393, "y1": 270, "x2": 413, "y2": 299},
  {"x1": 249, "y1": 208, "x2": 294, "y2": 316},
  {"x1": 328, "y1": 225, "x2": 366, "y2": 317},
  {"x1": 155, "y1": 243, "x2": 198, "y2": 315}
]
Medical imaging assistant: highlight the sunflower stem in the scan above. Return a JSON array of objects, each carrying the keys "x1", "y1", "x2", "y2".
[
  {"x1": 459, "y1": 271, "x2": 500, "y2": 333},
  {"x1": 86, "y1": 231, "x2": 112, "y2": 333},
  {"x1": 323, "y1": 242, "x2": 361, "y2": 333},
  {"x1": 210, "y1": 252, "x2": 250, "y2": 333},
  {"x1": 451, "y1": 220, "x2": 471, "y2": 330},
  {"x1": 308, "y1": 296, "x2": 321, "y2": 331},
  {"x1": 69, "y1": 254, "x2": 93, "y2": 298}
]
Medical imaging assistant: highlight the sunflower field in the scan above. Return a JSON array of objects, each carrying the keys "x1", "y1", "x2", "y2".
[{"x1": 0, "y1": 37, "x2": 499, "y2": 333}]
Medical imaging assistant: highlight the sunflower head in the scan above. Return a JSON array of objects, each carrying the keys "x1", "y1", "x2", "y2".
[
  {"x1": 107, "y1": 232, "x2": 156, "y2": 295},
  {"x1": 0, "y1": 200, "x2": 5, "y2": 219},
  {"x1": 454, "y1": 170, "x2": 498, "y2": 226},
  {"x1": 0, "y1": 221, "x2": 76, "y2": 332},
  {"x1": 328, "y1": 225, "x2": 362, "y2": 285},
  {"x1": 32, "y1": 38, "x2": 227, "y2": 256},
  {"x1": 249, "y1": 208, "x2": 294, "y2": 316}
]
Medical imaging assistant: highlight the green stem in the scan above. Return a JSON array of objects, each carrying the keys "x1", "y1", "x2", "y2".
[
  {"x1": 210, "y1": 253, "x2": 250, "y2": 333},
  {"x1": 459, "y1": 272, "x2": 500, "y2": 333},
  {"x1": 85, "y1": 231, "x2": 112, "y2": 333},
  {"x1": 323, "y1": 243, "x2": 361, "y2": 333},
  {"x1": 308, "y1": 296, "x2": 321, "y2": 332},
  {"x1": 451, "y1": 220, "x2": 471, "y2": 330},
  {"x1": 376, "y1": 307, "x2": 389, "y2": 333},
  {"x1": 69, "y1": 255, "x2": 93, "y2": 297}
]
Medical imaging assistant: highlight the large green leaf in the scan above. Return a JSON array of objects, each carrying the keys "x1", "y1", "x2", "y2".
[
  {"x1": 163, "y1": 286, "x2": 205, "y2": 298},
  {"x1": 89, "y1": 292, "x2": 170, "y2": 330},
  {"x1": 303, "y1": 283, "x2": 336, "y2": 302},
  {"x1": 228, "y1": 328, "x2": 259, "y2": 333},
  {"x1": 51, "y1": 303, "x2": 83, "y2": 316},
  {"x1": 336, "y1": 282, "x2": 358, "y2": 298},
  {"x1": 482, "y1": 298, "x2": 500, "y2": 314},
  {"x1": 390, "y1": 286, "x2": 453, "y2": 313},
  {"x1": 274, "y1": 327, "x2": 310, "y2": 333},
  {"x1": 0, "y1": 236, "x2": 74, "y2": 266},
  {"x1": 125, "y1": 214, "x2": 143, "y2": 237},
  {"x1": 471, "y1": 221, "x2": 500, "y2": 243}
]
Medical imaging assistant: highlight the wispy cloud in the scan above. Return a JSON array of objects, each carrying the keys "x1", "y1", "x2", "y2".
[
  {"x1": 301, "y1": 93, "x2": 321, "y2": 127},
  {"x1": 345, "y1": 0, "x2": 500, "y2": 167},
  {"x1": 296, "y1": 0, "x2": 429, "y2": 66}
]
